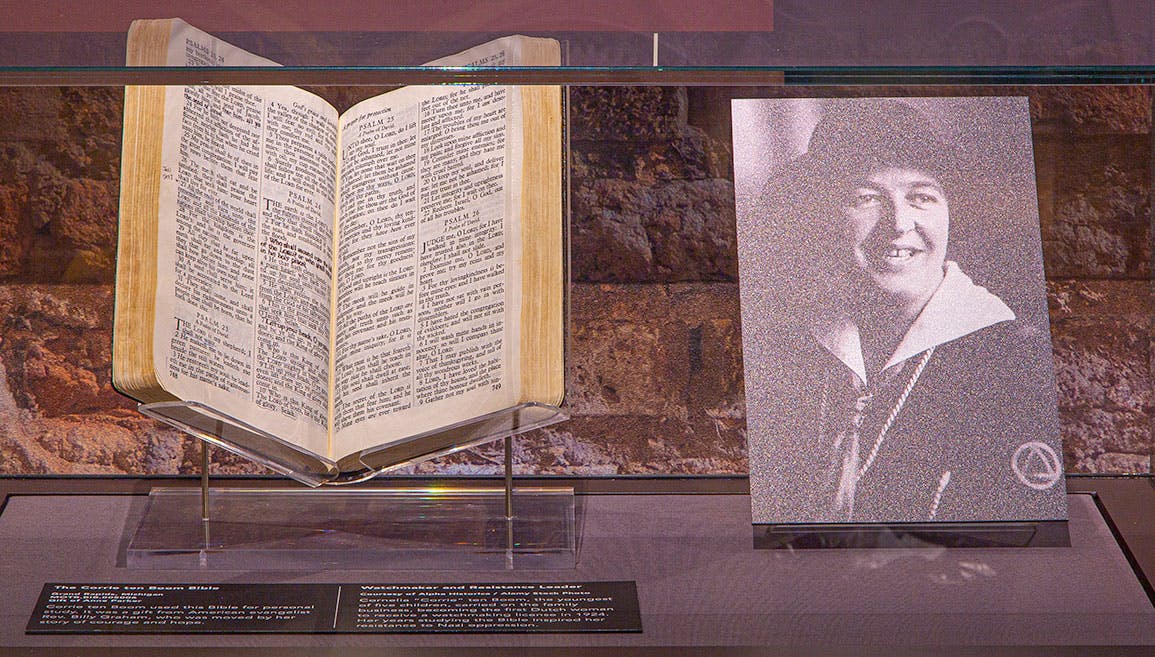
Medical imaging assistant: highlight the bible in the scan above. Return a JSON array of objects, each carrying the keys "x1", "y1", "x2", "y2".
[{"x1": 114, "y1": 19, "x2": 565, "y2": 484}]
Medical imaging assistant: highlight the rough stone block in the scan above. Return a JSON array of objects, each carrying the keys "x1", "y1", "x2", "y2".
[
  {"x1": 515, "y1": 415, "x2": 747, "y2": 475},
  {"x1": 572, "y1": 178, "x2": 737, "y2": 282},
  {"x1": 568, "y1": 283, "x2": 743, "y2": 420},
  {"x1": 0, "y1": 88, "x2": 123, "y2": 181},
  {"x1": 1048, "y1": 280, "x2": 1153, "y2": 473},
  {"x1": 0, "y1": 283, "x2": 174, "y2": 475},
  {"x1": 1037, "y1": 135, "x2": 1150, "y2": 278},
  {"x1": 0, "y1": 89, "x2": 122, "y2": 282},
  {"x1": 0, "y1": 89, "x2": 66, "y2": 144},
  {"x1": 557, "y1": 283, "x2": 747, "y2": 475},
  {"x1": 1030, "y1": 86, "x2": 1152, "y2": 135},
  {"x1": 0, "y1": 185, "x2": 25, "y2": 275},
  {"x1": 570, "y1": 87, "x2": 688, "y2": 142},
  {"x1": 26, "y1": 177, "x2": 119, "y2": 283},
  {"x1": 0, "y1": 285, "x2": 130, "y2": 417},
  {"x1": 568, "y1": 316, "x2": 689, "y2": 419},
  {"x1": 0, "y1": 413, "x2": 191, "y2": 476},
  {"x1": 573, "y1": 125, "x2": 731, "y2": 183}
]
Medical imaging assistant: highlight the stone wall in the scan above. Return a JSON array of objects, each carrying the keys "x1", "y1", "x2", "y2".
[{"x1": 0, "y1": 84, "x2": 1149, "y2": 477}]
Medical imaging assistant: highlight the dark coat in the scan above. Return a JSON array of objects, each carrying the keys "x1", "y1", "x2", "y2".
[{"x1": 748, "y1": 319, "x2": 1066, "y2": 524}]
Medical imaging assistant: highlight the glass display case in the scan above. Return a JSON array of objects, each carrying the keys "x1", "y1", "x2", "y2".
[{"x1": 0, "y1": 2, "x2": 1152, "y2": 654}]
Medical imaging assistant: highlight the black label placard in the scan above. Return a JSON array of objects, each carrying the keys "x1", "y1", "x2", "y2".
[
  {"x1": 26, "y1": 583, "x2": 338, "y2": 634},
  {"x1": 27, "y1": 582, "x2": 641, "y2": 634},
  {"x1": 341, "y1": 582, "x2": 641, "y2": 632}
]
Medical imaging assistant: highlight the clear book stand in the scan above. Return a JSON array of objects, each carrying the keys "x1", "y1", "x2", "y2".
[{"x1": 127, "y1": 401, "x2": 575, "y2": 570}]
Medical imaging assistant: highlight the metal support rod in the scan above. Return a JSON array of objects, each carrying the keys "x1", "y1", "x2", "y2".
[
  {"x1": 200, "y1": 440, "x2": 211, "y2": 564},
  {"x1": 504, "y1": 434, "x2": 515, "y2": 570},
  {"x1": 200, "y1": 440, "x2": 210, "y2": 522}
]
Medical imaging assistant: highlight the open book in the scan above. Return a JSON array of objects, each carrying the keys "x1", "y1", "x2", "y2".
[{"x1": 114, "y1": 20, "x2": 565, "y2": 484}]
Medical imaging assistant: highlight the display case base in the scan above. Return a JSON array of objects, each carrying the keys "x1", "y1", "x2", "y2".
[
  {"x1": 126, "y1": 487, "x2": 576, "y2": 570},
  {"x1": 1, "y1": 479, "x2": 1153, "y2": 654}
]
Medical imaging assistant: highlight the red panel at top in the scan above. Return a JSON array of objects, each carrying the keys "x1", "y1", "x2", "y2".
[{"x1": 3, "y1": 1, "x2": 773, "y2": 33}]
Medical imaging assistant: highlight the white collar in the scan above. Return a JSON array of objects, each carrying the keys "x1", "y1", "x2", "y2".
[{"x1": 810, "y1": 262, "x2": 1015, "y2": 386}]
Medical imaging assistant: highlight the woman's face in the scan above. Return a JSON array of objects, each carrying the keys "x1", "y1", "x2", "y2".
[{"x1": 836, "y1": 165, "x2": 950, "y2": 313}]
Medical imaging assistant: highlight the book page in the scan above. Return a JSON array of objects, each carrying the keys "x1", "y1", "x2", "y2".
[
  {"x1": 163, "y1": 19, "x2": 279, "y2": 67},
  {"x1": 332, "y1": 78, "x2": 523, "y2": 455},
  {"x1": 151, "y1": 23, "x2": 336, "y2": 455}
]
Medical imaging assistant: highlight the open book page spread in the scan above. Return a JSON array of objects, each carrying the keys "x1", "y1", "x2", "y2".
[{"x1": 138, "y1": 21, "x2": 542, "y2": 461}]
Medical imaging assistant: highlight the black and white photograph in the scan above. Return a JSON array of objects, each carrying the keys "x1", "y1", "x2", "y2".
[{"x1": 733, "y1": 97, "x2": 1068, "y2": 524}]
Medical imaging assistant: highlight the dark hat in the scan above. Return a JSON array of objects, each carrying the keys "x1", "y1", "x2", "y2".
[{"x1": 784, "y1": 99, "x2": 962, "y2": 193}]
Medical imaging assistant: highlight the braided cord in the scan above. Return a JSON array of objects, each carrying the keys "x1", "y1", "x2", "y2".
[{"x1": 856, "y1": 346, "x2": 936, "y2": 480}]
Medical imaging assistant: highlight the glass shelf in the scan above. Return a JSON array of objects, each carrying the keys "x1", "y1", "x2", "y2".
[{"x1": 8, "y1": 67, "x2": 1155, "y2": 87}]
